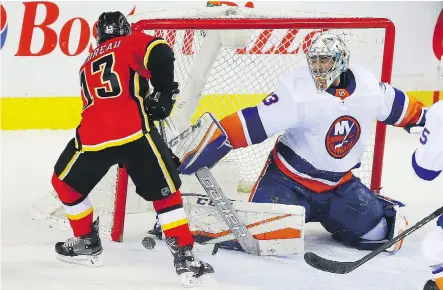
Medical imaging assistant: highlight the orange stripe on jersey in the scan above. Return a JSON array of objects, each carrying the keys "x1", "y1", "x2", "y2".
[
  {"x1": 435, "y1": 276, "x2": 443, "y2": 290},
  {"x1": 397, "y1": 97, "x2": 424, "y2": 127},
  {"x1": 220, "y1": 112, "x2": 248, "y2": 148},
  {"x1": 272, "y1": 149, "x2": 353, "y2": 193}
]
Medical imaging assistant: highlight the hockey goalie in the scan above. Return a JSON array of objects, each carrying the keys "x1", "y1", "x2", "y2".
[{"x1": 165, "y1": 33, "x2": 429, "y2": 256}]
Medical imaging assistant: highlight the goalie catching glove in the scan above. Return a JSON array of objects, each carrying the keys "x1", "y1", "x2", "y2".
[
  {"x1": 168, "y1": 112, "x2": 232, "y2": 175},
  {"x1": 145, "y1": 82, "x2": 180, "y2": 121},
  {"x1": 403, "y1": 107, "x2": 428, "y2": 134}
]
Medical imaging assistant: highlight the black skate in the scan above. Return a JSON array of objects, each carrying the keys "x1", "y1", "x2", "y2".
[
  {"x1": 55, "y1": 218, "x2": 103, "y2": 267},
  {"x1": 423, "y1": 279, "x2": 438, "y2": 290},
  {"x1": 148, "y1": 215, "x2": 163, "y2": 240},
  {"x1": 166, "y1": 237, "x2": 214, "y2": 286}
]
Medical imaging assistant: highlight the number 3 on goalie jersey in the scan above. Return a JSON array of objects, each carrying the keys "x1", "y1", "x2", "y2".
[
  {"x1": 80, "y1": 53, "x2": 122, "y2": 110},
  {"x1": 263, "y1": 93, "x2": 279, "y2": 106}
]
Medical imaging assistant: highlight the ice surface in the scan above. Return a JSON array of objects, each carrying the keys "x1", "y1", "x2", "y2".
[{"x1": 1, "y1": 127, "x2": 442, "y2": 290}]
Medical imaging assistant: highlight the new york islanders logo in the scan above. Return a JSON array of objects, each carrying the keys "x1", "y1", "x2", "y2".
[
  {"x1": 0, "y1": 5, "x2": 7, "y2": 49},
  {"x1": 325, "y1": 116, "x2": 361, "y2": 159}
]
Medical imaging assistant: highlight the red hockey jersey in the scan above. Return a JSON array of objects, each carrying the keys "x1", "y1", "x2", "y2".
[{"x1": 75, "y1": 32, "x2": 172, "y2": 151}]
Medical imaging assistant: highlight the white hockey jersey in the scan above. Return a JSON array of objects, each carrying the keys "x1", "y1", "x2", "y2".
[
  {"x1": 220, "y1": 65, "x2": 425, "y2": 193},
  {"x1": 412, "y1": 100, "x2": 443, "y2": 181}
]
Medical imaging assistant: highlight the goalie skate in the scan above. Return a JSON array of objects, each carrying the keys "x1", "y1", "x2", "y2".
[
  {"x1": 55, "y1": 218, "x2": 103, "y2": 267},
  {"x1": 166, "y1": 237, "x2": 215, "y2": 287},
  {"x1": 382, "y1": 198, "x2": 408, "y2": 253}
]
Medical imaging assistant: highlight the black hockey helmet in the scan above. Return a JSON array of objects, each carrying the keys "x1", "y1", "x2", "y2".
[{"x1": 96, "y1": 11, "x2": 131, "y2": 45}]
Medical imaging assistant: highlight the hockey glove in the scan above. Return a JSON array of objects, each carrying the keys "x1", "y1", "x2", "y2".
[
  {"x1": 404, "y1": 108, "x2": 428, "y2": 134},
  {"x1": 145, "y1": 82, "x2": 180, "y2": 121}
]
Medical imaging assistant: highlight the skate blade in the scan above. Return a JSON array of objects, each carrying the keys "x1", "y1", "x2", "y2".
[
  {"x1": 180, "y1": 272, "x2": 216, "y2": 287},
  {"x1": 57, "y1": 254, "x2": 103, "y2": 267}
]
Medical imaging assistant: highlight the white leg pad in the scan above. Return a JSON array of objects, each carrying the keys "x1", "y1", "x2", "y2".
[{"x1": 183, "y1": 194, "x2": 305, "y2": 256}]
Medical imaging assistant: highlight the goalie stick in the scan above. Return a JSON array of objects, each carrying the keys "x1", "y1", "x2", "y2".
[
  {"x1": 195, "y1": 167, "x2": 261, "y2": 256},
  {"x1": 159, "y1": 119, "x2": 261, "y2": 255},
  {"x1": 304, "y1": 205, "x2": 443, "y2": 274}
]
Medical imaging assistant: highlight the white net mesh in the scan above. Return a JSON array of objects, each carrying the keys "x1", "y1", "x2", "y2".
[{"x1": 33, "y1": 8, "x2": 390, "y2": 240}]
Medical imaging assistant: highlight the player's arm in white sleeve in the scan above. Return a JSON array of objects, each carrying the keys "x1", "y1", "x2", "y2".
[
  {"x1": 175, "y1": 77, "x2": 303, "y2": 175},
  {"x1": 376, "y1": 82, "x2": 427, "y2": 131},
  {"x1": 412, "y1": 100, "x2": 443, "y2": 181},
  {"x1": 219, "y1": 78, "x2": 303, "y2": 149}
]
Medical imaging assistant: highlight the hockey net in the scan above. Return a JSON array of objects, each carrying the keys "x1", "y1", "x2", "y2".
[{"x1": 32, "y1": 7, "x2": 395, "y2": 242}]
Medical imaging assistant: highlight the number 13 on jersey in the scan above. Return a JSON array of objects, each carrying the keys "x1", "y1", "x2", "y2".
[{"x1": 80, "y1": 52, "x2": 122, "y2": 111}]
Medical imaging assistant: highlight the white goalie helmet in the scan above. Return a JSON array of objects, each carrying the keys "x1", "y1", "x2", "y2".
[{"x1": 306, "y1": 33, "x2": 350, "y2": 91}]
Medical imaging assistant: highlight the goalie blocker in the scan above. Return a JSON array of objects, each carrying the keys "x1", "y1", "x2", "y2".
[{"x1": 169, "y1": 113, "x2": 305, "y2": 256}]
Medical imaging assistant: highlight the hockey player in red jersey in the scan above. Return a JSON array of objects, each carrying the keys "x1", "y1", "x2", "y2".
[{"x1": 51, "y1": 11, "x2": 213, "y2": 286}]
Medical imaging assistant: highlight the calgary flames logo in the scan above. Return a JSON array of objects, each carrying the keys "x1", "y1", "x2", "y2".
[{"x1": 325, "y1": 116, "x2": 361, "y2": 159}]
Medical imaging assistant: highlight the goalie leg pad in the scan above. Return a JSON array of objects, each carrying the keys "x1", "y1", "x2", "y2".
[
  {"x1": 249, "y1": 160, "x2": 403, "y2": 252},
  {"x1": 348, "y1": 195, "x2": 407, "y2": 252},
  {"x1": 183, "y1": 193, "x2": 305, "y2": 256},
  {"x1": 318, "y1": 177, "x2": 384, "y2": 246}
]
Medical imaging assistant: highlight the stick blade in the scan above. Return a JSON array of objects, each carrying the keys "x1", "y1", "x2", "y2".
[{"x1": 303, "y1": 252, "x2": 354, "y2": 274}]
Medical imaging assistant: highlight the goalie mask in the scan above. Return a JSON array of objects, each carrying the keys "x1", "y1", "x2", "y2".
[
  {"x1": 96, "y1": 11, "x2": 131, "y2": 45},
  {"x1": 306, "y1": 33, "x2": 350, "y2": 91}
]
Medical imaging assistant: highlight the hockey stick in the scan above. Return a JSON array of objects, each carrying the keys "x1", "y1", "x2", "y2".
[
  {"x1": 160, "y1": 119, "x2": 260, "y2": 255},
  {"x1": 304, "y1": 206, "x2": 443, "y2": 274},
  {"x1": 143, "y1": 120, "x2": 171, "y2": 246},
  {"x1": 195, "y1": 167, "x2": 261, "y2": 256},
  {"x1": 159, "y1": 120, "x2": 168, "y2": 143}
]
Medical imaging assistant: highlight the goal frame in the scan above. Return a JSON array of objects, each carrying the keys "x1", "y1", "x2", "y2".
[{"x1": 110, "y1": 16, "x2": 395, "y2": 242}]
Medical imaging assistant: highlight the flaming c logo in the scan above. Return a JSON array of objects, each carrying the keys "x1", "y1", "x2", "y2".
[{"x1": 0, "y1": 4, "x2": 7, "y2": 49}]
